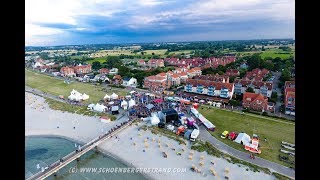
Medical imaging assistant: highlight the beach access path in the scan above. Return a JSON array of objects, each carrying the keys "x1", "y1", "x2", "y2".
[{"x1": 198, "y1": 125, "x2": 295, "y2": 179}]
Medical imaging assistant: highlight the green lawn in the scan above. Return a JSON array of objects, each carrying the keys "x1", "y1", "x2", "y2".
[
  {"x1": 45, "y1": 98, "x2": 116, "y2": 120},
  {"x1": 86, "y1": 57, "x2": 107, "y2": 64},
  {"x1": 25, "y1": 69, "x2": 129, "y2": 104},
  {"x1": 239, "y1": 49, "x2": 294, "y2": 59},
  {"x1": 198, "y1": 106, "x2": 295, "y2": 167},
  {"x1": 260, "y1": 49, "x2": 294, "y2": 59}
]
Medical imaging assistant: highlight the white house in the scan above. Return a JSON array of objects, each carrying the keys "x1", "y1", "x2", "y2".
[
  {"x1": 109, "y1": 68, "x2": 118, "y2": 75},
  {"x1": 122, "y1": 77, "x2": 137, "y2": 87}
]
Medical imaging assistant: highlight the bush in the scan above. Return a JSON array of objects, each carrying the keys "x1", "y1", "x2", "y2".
[{"x1": 262, "y1": 112, "x2": 268, "y2": 116}]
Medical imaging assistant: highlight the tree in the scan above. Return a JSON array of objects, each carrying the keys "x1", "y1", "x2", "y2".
[
  {"x1": 229, "y1": 76, "x2": 236, "y2": 83},
  {"x1": 91, "y1": 61, "x2": 101, "y2": 70},
  {"x1": 246, "y1": 87, "x2": 254, "y2": 93},
  {"x1": 151, "y1": 52, "x2": 155, "y2": 55},
  {"x1": 271, "y1": 91, "x2": 277, "y2": 99},
  {"x1": 280, "y1": 68, "x2": 291, "y2": 82}
]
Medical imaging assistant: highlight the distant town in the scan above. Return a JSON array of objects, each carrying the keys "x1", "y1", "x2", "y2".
[
  {"x1": 26, "y1": 39, "x2": 295, "y2": 180},
  {"x1": 26, "y1": 39, "x2": 295, "y2": 117}
]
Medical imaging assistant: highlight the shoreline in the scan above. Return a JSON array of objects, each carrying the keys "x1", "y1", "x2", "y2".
[
  {"x1": 25, "y1": 92, "x2": 276, "y2": 180},
  {"x1": 26, "y1": 134, "x2": 153, "y2": 180}
]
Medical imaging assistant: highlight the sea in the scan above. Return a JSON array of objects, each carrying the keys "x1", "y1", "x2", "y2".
[{"x1": 25, "y1": 136, "x2": 147, "y2": 180}]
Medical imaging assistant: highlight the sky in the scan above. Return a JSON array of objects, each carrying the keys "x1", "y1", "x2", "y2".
[{"x1": 25, "y1": 0, "x2": 295, "y2": 46}]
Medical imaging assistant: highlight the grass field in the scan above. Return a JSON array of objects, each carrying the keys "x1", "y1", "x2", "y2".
[
  {"x1": 142, "y1": 49, "x2": 167, "y2": 55},
  {"x1": 260, "y1": 49, "x2": 294, "y2": 59},
  {"x1": 86, "y1": 57, "x2": 107, "y2": 64},
  {"x1": 169, "y1": 50, "x2": 192, "y2": 55},
  {"x1": 239, "y1": 49, "x2": 294, "y2": 59},
  {"x1": 45, "y1": 98, "x2": 116, "y2": 120},
  {"x1": 198, "y1": 106, "x2": 295, "y2": 167},
  {"x1": 25, "y1": 69, "x2": 129, "y2": 104}
]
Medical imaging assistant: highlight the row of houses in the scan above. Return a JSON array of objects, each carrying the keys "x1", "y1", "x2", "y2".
[
  {"x1": 184, "y1": 78, "x2": 234, "y2": 99},
  {"x1": 60, "y1": 64, "x2": 92, "y2": 76},
  {"x1": 143, "y1": 67, "x2": 202, "y2": 92},
  {"x1": 164, "y1": 55, "x2": 236, "y2": 69},
  {"x1": 243, "y1": 68, "x2": 269, "y2": 82},
  {"x1": 242, "y1": 92, "x2": 275, "y2": 112},
  {"x1": 232, "y1": 68, "x2": 273, "y2": 98},
  {"x1": 233, "y1": 79, "x2": 273, "y2": 98},
  {"x1": 137, "y1": 59, "x2": 164, "y2": 68},
  {"x1": 284, "y1": 81, "x2": 295, "y2": 116}
]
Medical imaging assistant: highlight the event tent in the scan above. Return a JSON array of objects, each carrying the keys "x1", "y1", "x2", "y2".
[
  {"x1": 128, "y1": 99, "x2": 136, "y2": 108},
  {"x1": 234, "y1": 133, "x2": 251, "y2": 146},
  {"x1": 121, "y1": 100, "x2": 128, "y2": 110},
  {"x1": 68, "y1": 89, "x2": 89, "y2": 101},
  {"x1": 150, "y1": 114, "x2": 160, "y2": 125},
  {"x1": 87, "y1": 103, "x2": 95, "y2": 110},
  {"x1": 129, "y1": 91, "x2": 136, "y2": 94},
  {"x1": 110, "y1": 93, "x2": 118, "y2": 100},
  {"x1": 82, "y1": 93, "x2": 89, "y2": 100},
  {"x1": 93, "y1": 103, "x2": 107, "y2": 112},
  {"x1": 154, "y1": 99, "x2": 163, "y2": 103},
  {"x1": 104, "y1": 94, "x2": 111, "y2": 100}
]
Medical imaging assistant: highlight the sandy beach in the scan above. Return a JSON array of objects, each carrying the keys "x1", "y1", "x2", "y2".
[{"x1": 25, "y1": 92, "x2": 275, "y2": 180}]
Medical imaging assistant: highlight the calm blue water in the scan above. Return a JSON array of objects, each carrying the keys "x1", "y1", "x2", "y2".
[{"x1": 25, "y1": 136, "x2": 147, "y2": 180}]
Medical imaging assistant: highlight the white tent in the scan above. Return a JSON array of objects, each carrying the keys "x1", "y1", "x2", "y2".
[
  {"x1": 150, "y1": 114, "x2": 160, "y2": 125},
  {"x1": 129, "y1": 91, "x2": 136, "y2": 94},
  {"x1": 125, "y1": 95, "x2": 131, "y2": 99},
  {"x1": 108, "y1": 101, "x2": 114, "y2": 105},
  {"x1": 121, "y1": 100, "x2": 128, "y2": 110},
  {"x1": 68, "y1": 89, "x2": 89, "y2": 101},
  {"x1": 82, "y1": 93, "x2": 89, "y2": 100},
  {"x1": 110, "y1": 93, "x2": 118, "y2": 100},
  {"x1": 93, "y1": 103, "x2": 107, "y2": 112},
  {"x1": 87, "y1": 103, "x2": 95, "y2": 110},
  {"x1": 128, "y1": 99, "x2": 136, "y2": 108},
  {"x1": 234, "y1": 133, "x2": 251, "y2": 146},
  {"x1": 104, "y1": 94, "x2": 111, "y2": 100},
  {"x1": 149, "y1": 94, "x2": 155, "y2": 97}
]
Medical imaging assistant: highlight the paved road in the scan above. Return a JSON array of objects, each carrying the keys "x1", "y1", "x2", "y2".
[{"x1": 198, "y1": 125, "x2": 295, "y2": 179}]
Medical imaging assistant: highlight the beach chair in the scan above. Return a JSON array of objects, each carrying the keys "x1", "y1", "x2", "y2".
[
  {"x1": 225, "y1": 167, "x2": 229, "y2": 174},
  {"x1": 200, "y1": 155, "x2": 204, "y2": 160},
  {"x1": 188, "y1": 155, "x2": 193, "y2": 160},
  {"x1": 210, "y1": 167, "x2": 217, "y2": 176},
  {"x1": 199, "y1": 161, "x2": 204, "y2": 166},
  {"x1": 211, "y1": 160, "x2": 215, "y2": 165}
]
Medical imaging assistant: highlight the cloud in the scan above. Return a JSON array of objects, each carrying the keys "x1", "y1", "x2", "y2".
[{"x1": 25, "y1": 0, "x2": 295, "y2": 46}]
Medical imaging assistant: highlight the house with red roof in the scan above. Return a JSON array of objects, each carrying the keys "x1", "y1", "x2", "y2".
[
  {"x1": 193, "y1": 74, "x2": 229, "y2": 83},
  {"x1": 113, "y1": 75, "x2": 123, "y2": 85},
  {"x1": 73, "y1": 64, "x2": 92, "y2": 74},
  {"x1": 242, "y1": 92, "x2": 274, "y2": 112},
  {"x1": 99, "y1": 68, "x2": 109, "y2": 74},
  {"x1": 179, "y1": 72, "x2": 188, "y2": 83},
  {"x1": 143, "y1": 75, "x2": 170, "y2": 93},
  {"x1": 184, "y1": 79, "x2": 234, "y2": 99},
  {"x1": 225, "y1": 69, "x2": 240, "y2": 77},
  {"x1": 148, "y1": 59, "x2": 164, "y2": 68},
  {"x1": 137, "y1": 59, "x2": 146, "y2": 66},
  {"x1": 233, "y1": 79, "x2": 273, "y2": 98},
  {"x1": 60, "y1": 66, "x2": 75, "y2": 77},
  {"x1": 284, "y1": 81, "x2": 295, "y2": 116}
]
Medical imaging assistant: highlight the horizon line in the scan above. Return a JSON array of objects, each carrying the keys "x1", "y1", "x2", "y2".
[{"x1": 25, "y1": 37, "x2": 295, "y2": 48}]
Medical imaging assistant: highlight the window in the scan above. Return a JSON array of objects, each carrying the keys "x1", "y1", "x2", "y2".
[{"x1": 253, "y1": 103, "x2": 255, "y2": 106}]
